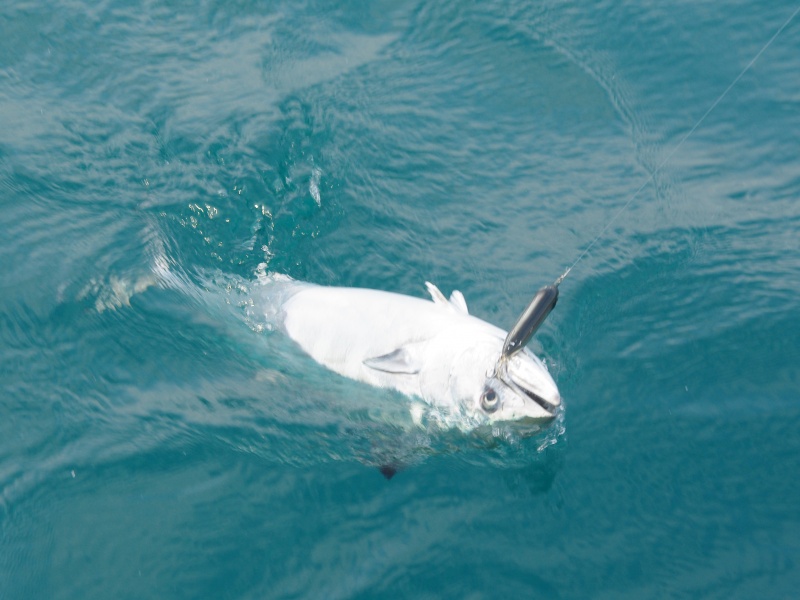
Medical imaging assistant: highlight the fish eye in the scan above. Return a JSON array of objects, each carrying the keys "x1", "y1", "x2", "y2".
[{"x1": 481, "y1": 388, "x2": 499, "y2": 413}]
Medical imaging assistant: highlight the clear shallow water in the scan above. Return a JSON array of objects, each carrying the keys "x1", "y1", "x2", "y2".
[{"x1": 2, "y1": 0, "x2": 799, "y2": 597}]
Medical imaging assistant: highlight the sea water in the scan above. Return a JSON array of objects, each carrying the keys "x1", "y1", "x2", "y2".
[{"x1": 2, "y1": 1, "x2": 799, "y2": 597}]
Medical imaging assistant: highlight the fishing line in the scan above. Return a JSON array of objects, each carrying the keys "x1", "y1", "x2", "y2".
[{"x1": 555, "y1": 4, "x2": 800, "y2": 286}]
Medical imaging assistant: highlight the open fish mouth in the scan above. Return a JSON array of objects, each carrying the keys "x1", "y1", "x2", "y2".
[
  {"x1": 517, "y1": 384, "x2": 560, "y2": 417},
  {"x1": 494, "y1": 354, "x2": 561, "y2": 419}
]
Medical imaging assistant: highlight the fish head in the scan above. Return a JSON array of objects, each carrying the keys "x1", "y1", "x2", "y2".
[{"x1": 449, "y1": 339, "x2": 561, "y2": 424}]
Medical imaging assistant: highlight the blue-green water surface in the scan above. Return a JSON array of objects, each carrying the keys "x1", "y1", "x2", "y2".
[{"x1": 2, "y1": 1, "x2": 800, "y2": 598}]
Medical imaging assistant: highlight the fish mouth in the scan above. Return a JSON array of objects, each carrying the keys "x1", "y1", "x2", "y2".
[
  {"x1": 518, "y1": 385, "x2": 560, "y2": 418},
  {"x1": 495, "y1": 360, "x2": 561, "y2": 419}
]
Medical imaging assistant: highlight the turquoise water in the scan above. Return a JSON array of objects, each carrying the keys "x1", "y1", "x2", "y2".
[{"x1": 2, "y1": 0, "x2": 800, "y2": 597}]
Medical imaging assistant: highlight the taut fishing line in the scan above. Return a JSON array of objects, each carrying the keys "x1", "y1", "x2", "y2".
[
  {"x1": 509, "y1": 6, "x2": 799, "y2": 343},
  {"x1": 555, "y1": 4, "x2": 800, "y2": 286}
]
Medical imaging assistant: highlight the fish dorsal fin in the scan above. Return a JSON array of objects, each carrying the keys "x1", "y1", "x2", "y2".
[
  {"x1": 425, "y1": 281, "x2": 469, "y2": 315},
  {"x1": 363, "y1": 347, "x2": 421, "y2": 374},
  {"x1": 449, "y1": 290, "x2": 468, "y2": 315},
  {"x1": 425, "y1": 281, "x2": 449, "y2": 306}
]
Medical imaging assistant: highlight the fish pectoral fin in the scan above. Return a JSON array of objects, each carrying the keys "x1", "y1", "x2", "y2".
[
  {"x1": 449, "y1": 290, "x2": 468, "y2": 315},
  {"x1": 379, "y1": 464, "x2": 400, "y2": 479},
  {"x1": 363, "y1": 347, "x2": 421, "y2": 374}
]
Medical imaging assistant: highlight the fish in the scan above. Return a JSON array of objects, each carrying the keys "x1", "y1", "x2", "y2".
[{"x1": 269, "y1": 276, "x2": 562, "y2": 427}]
